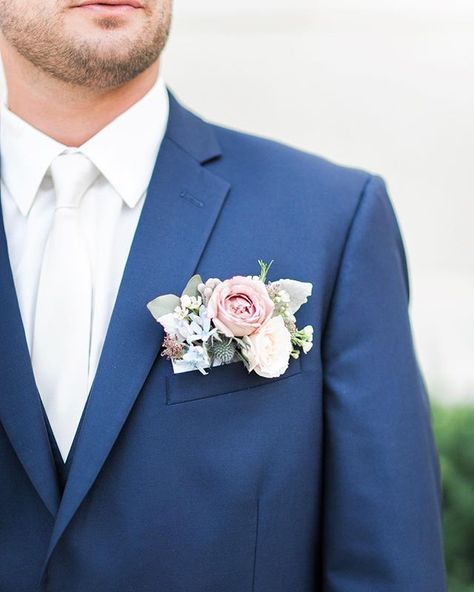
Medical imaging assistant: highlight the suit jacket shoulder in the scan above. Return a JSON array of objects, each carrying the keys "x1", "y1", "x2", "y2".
[{"x1": 210, "y1": 120, "x2": 374, "y2": 233}]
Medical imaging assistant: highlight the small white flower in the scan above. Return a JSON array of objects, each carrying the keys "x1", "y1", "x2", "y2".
[
  {"x1": 301, "y1": 325, "x2": 314, "y2": 353},
  {"x1": 173, "y1": 305, "x2": 188, "y2": 320},
  {"x1": 156, "y1": 312, "x2": 198, "y2": 343},
  {"x1": 180, "y1": 294, "x2": 202, "y2": 311},
  {"x1": 274, "y1": 279, "x2": 313, "y2": 319},
  {"x1": 278, "y1": 289, "x2": 291, "y2": 303},
  {"x1": 180, "y1": 295, "x2": 192, "y2": 308},
  {"x1": 187, "y1": 305, "x2": 218, "y2": 344},
  {"x1": 175, "y1": 320, "x2": 195, "y2": 342},
  {"x1": 181, "y1": 344, "x2": 211, "y2": 374},
  {"x1": 157, "y1": 312, "x2": 184, "y2": 335}
]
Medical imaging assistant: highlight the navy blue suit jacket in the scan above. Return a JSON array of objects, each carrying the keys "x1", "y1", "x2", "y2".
[{"x1": 0, "y1": 87, "x2": 447, "y2": 591}]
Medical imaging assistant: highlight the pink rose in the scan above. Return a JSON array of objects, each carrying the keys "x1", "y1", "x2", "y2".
[
  {"x1": 243, "y1": 315, "x2": 292, "y2": 378},
  {"x1": 207, "y1": 275, "x2": 274, "y2": 337}
]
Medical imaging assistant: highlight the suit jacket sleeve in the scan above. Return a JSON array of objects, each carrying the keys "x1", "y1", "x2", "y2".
[{"x1": 320, "y1": 175, "x2": 447, "y2": 591}]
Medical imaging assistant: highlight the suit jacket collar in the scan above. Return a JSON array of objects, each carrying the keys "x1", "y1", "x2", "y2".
[
  {"x1": 0, "y1": 86, "x2": 231, "y2": 579},
  {"x1": 165, "y1": 89, "x2": 222, "y2": 164},
  {"x1": 0, "y1": 224, "x2": 61, "y2": 516}
]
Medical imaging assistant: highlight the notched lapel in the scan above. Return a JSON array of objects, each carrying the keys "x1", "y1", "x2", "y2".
[
  {"x1": 41, "y1": 88, "x2": 231, "y2": 574},
  {"x1": 0, "y1": 194, "x2": 60, "y2": 517}
]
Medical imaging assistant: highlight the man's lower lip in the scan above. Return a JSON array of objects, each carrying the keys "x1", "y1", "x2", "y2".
[{"x1": 76, "y1": 4, "x2": 139, "y2": 13}]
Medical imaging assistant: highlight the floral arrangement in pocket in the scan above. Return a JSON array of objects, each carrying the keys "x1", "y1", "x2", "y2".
[{"x1": 147, "y1": 260, "x2": 314, "y2": 377}]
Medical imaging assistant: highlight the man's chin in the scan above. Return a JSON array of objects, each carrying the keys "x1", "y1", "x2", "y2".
[{"x1": 64, "y1": 24, "x2": 145, "y2": 60}]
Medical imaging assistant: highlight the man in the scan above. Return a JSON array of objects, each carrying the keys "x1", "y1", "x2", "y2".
[{"x1": 0, "y1": 1, "x2": 447, "y2": 590}]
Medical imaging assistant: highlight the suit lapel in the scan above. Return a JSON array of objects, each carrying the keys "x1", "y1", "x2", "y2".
[
  {"x1": 0, "y1": 193, "x2": 60, "y2": 517},
  {"x1": 41, "y1": 88, "x2": 231, "y2": 572}
]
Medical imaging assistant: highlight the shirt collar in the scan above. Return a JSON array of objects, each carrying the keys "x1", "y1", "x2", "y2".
[
  {"x1": 0, "y1": 107, "x2": 65, "y2": 216},
  {"x1": 0, "y1": 74, "x2": 169, "y2": 216}
]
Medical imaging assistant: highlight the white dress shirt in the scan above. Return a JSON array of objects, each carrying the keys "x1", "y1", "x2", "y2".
[{"x1": 0, "y1": 75, "x2": 169, "y2": 434}]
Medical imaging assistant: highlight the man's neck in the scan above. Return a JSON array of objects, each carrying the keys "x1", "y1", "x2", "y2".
[{"x1": 1, "y1": 44, "x2": 161, "y2": 148}]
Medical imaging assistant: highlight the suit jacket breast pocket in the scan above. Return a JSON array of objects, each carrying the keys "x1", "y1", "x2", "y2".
[{"x1": 165, "y1": 354, "x2": 302, "y2": 405}]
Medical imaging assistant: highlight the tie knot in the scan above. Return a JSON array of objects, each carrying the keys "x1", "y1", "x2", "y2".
[{"x1": 50, "y1": 151, "x2": 99, "y2": 209}]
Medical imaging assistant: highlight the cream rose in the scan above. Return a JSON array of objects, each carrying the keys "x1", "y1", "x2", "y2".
[
  {"x1": 243, "y1": 315, "x2": 292, "y2": 378},
  {"x1": 207, "y1": 275, "x2": 274, "y2": 337}
]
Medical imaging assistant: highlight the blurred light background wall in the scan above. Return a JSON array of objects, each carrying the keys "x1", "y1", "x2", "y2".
[{"x1": 160, "y1": 0, "x2": 474, "y2": 404}]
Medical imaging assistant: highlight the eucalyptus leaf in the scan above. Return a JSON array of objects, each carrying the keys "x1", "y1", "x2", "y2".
[
  {"x1": 181, "y1": 274, "x2": 203, "y2": 298},
  {"x1": 146, "y1": 294, "x2": 180, "y2": 321}
]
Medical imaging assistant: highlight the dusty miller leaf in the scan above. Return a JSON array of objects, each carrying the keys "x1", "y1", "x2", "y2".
[
  {"x1": 181, "y1": 274, "x2": 203, "y2": 298},
  {"x1": 275, "y1": 279, "x2": 313, "y2": 314},
  {"x1": 146, "y1": 294, "x2": 180, "y2": 321}
]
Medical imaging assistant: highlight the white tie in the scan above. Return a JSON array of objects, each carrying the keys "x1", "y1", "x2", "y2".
[{"x1": 32, "y1": 151, "x2": 99, "y2": 462}]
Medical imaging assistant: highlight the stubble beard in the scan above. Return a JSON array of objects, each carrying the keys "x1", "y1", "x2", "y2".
[{"x1": 0, "y1": 3, "x2": 172, "y2": 90}]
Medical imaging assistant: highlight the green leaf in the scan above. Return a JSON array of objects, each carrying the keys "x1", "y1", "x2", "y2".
[
  {"x1": 257, "y1": 259, "x2": 274, "y2": 283},
  {"x1": 146, "y1": 294, "x2": 180, "y2": 321},
  {"x1": 181, "y1": 274, "x2": 203, "y2": 298}
]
